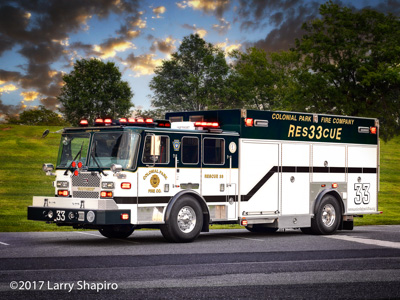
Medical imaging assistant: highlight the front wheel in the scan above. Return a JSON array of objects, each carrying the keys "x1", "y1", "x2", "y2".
[
  {"x1": 160, "y1": 196, "x2": 203, "y2": 243},
  {"x1": 98, "y1": 225, "x2": 134, "y2": 239},
  {"x1": 311, "y1": 194, "x2": 341, "y2": 235}
]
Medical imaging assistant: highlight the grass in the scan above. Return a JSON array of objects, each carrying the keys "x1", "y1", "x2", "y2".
[{"x1": 0, "y1": 124, "x2": 399, "y2": 232}]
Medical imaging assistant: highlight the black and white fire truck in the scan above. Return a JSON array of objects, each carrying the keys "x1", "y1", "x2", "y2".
[{"x1": 28, "y1": 109, "x2": 380, "y2": 242}]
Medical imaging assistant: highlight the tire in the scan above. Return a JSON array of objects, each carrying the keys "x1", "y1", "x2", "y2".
[
  {"x1": 160, "y1": 196, "x2": 203, "y2": 243},
  {"x1": 98, "y1": 225, "x2": 134, "y2": 239},
  {"x1": 246, "y1": 225, "x2": 278, "y2": 233},
  {"x1": 311, "y1": 194, "x2": 341, "y2": 235}
]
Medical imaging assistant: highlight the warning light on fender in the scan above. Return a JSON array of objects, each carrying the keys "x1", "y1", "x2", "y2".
[
  {"x1": 245, "y1": 118, "x2": 254, "y2": 127},
  {"x1": 120, "y1": 213, "x2": 129, "y2": 220},
  {"x1": 370, "y1": 126, "x2": 377, "y2": 134},
  {"x1": 241, "y1": 219, "x2": 248, "y2": 226},
  {"x1": 121, "y1": 182, "x2": 131, "y2": 189},
  {"x1": 332, "y1": 183, "x2": 338, "y2": 188}
]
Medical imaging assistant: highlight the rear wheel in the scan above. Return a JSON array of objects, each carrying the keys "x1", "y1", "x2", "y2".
[
  {"x1": 311, "y1": 194, "x2": 341, "y2": 235},
  {"x1": 98, "y1": 225, "x2": 134, "y2": 239},
  {"x1": 160, "y1": 196, "x2": 203, "y2": 243}
]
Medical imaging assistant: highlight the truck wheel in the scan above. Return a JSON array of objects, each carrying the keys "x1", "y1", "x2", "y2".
[
  {"x1": 98, "y1": 225, "x2": 134, "y2": 239},
  {"x1": 160, "y1": 196, "x2": 203, "y2": 243},
  {"x1": 311, "y1": 194, "x2": 341, "y2": 235},
  {"x1": 246, "y1": 225, "x2": 278, "y2": 233}
]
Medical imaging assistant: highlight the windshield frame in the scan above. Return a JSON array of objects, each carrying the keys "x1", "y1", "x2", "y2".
[{"x1": 56, "y1": 129, "x2": 141, "y2": 171}]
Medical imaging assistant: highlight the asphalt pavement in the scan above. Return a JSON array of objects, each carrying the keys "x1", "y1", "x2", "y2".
[{"x1": 0, "y1": 225, "x2": 399, "y2": 299}]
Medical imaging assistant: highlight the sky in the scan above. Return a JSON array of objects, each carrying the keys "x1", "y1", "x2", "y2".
[{"x1": 1, "y1": 0, "x2": 400, "y2": 119}]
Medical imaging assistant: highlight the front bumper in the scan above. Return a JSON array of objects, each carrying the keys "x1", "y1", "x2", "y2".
[{"x1": 27, "y1": 206, "x2": 131, "y2": 225}]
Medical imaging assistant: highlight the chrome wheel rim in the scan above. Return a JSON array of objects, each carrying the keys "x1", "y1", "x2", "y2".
[
  {"x1": 322, "y1": 204, "x2": 336, "y2": 227},
  {"x1": 177, "y1": 206, "x2": 196, "y2": 233}
]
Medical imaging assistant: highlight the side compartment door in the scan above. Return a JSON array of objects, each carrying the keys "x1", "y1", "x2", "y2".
[{"x1": 239, "y1": 140, "x2": 279, "y2": 215}]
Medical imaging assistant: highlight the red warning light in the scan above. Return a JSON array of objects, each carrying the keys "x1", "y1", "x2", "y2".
[
  {"x1": 71, "y1": 161, "x2": 76, "y2": 168},
  {"x1": 79, "y1": 119, "x2": 89, "y2": 126},
  {"x1": 77, "y1": 162, "x2": 83, "y2": 168},
  {"x1": 104, "y1": 118, "x2": 112, "y2": 125},
  {"x1": 332, "y1": 183, "x2": 338, "y2": 188},
  {"x1": 245, "y1": 118, "x2": 254, "y2": 127},
  {"x1": 194, "y1": 121, "x2": 219, "y2": 128},
  {"x1": 370, "y1": 127, "x2": 377, "y2": 134},
  {"x1": 120, "y1": 213, "x2": 129, "y2": 220},
  {"x1": 74, "y1": 170, "x2": 79, "y2": 176}
]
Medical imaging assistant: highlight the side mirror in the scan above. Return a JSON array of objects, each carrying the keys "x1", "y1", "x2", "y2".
[
  {"x1": 111, "y1": 164, "x2": 126, "y2": 179},
  {"x1": 42, "y1": 163, "x2": 55, "y2": 176}
]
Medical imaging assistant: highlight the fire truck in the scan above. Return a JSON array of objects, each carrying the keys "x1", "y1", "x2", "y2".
[{"x1": 28, "y1": 109, "x2": 380, "y2": 242}]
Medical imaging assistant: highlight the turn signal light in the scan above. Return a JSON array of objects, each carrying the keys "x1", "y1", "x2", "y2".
[
  {"x1": 332, "y1": 183, "x2": 338, "y2": 188},
  {"x1": 100, "y1": 191, "x2": 113, "y2": 198},
  {"x1": 58, "y1": 190, "x2": 69, "y2": 197}
]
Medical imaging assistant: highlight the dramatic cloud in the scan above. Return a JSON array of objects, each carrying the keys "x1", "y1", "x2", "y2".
[
  {"x1": 0, "y1": 0, "x2": 142, "y2": 111},
  {"x1": 150, "y1": 36, "x2": 176, "y2": 54},
  {"x1": 212, "y1": 18, "x2": 231, "y2": 34},
  {"x1": 0, "y1": 84, "x2": 18, "y2": 93},
  {"x1": 182, "y1": 24, "x2": 208, "y2": 38},
  {"x1": 152, "y1": 6, "x2": 166, "y2": 19},
  {"x1": 176, "y1": 0, "x2": 230, "y2": 18},
  {"x1": 216, "y1": 39, "x2": 242, "y2": 56},
  {"x1": 125, "y1": 53, "x2": 163, "y2": 76},
  {"x1": 20, "y1": 91, "x2": 39, "y2": 101},
  {"x1": 0, "y1": 99, "x2": 23, "y2": 118}
]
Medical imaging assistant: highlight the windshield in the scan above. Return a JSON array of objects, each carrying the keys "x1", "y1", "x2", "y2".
[
  {"x1": 88, "y1": 132, "x2": 139, "y2": 169},
  {"x1": 57, "y1": 132, "x2": 90, "y2": 168}
]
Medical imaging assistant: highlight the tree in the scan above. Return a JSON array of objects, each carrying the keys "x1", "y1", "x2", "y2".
[
  {"x1": 58, "y1": 59, "x2": 134, "y2": 125},
  {"x1": 228, "y1": 47, "x2": 305, "y2": 111},
  {"x1": 149, "y1": 34, "x2": 230, "y2": 113},
  {"x1": 7, "y1": 105, "x2": 68, "y2": 126},
  {"x1": 295, "y1": 1, "x2": 400, "y2": 141}
]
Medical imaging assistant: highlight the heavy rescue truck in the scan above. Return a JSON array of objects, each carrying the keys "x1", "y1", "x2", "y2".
[{"x1": 28, "y1": 109, "x2": 380, "y2": 242}]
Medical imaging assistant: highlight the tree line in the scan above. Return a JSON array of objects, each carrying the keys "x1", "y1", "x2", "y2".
[{"x1": 7, "y1": 1, "x2": 400, "y2": 141}]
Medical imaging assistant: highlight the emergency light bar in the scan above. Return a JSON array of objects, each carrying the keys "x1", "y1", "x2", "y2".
[
  {"x1": 78, "y1": 118, "x2": 169, "y2": 128},
  {"x1": 194, "y1": 121, "x2": 219, "y2": 128}
]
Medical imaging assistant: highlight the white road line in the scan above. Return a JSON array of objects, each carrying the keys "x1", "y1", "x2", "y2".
[
  {"x1": 324, "y1": 235, "x2": 400, "y2": 249},
  {"x1": 228, "y1": 235, "x2": 265, "y2": 242},
  {"x1": 75, "y1": 231, "x2": 101, "y2": 237},
  {"x1": 0, "y1": 241, "x2": 9, "y2": 246}
]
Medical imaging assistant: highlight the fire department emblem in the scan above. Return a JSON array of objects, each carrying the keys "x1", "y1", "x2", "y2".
[
  {"x1": 172, "y1": 140, "x2": 181, "y2": 151},
  {"x1": 150, "y1": 174, "x2": 160, "y2": 188}
]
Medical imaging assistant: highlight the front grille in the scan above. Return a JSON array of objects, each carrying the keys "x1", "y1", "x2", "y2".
[
  {"x1": 72, "y1": 172, "x2": 101, "y2": 187},
  {"x1": 71, "y1": 172, "x2": 101, "y2": 198}
]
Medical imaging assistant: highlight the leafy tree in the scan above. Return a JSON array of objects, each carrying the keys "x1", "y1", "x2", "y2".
[
  {"x1": 7, "y1": 105, "x2": 68, "y2": 126},
  {"x1": 149, "y1": 34, "x2": 230, "y2": 113},
  {"x1": 295, "y1": 1, "x2": 400, "y2": 141},
  {"x1": 58, "y1": 59, "x2": 134, "y2": 125},
  {"x1": 228, "y1": 48, "x2": 304, "y2": 111}
]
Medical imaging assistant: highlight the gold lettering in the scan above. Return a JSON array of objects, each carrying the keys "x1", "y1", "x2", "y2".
[
  {"x1": 309, "y1": 125, "x2": 315, "y2": 139},
  {"x1": 336, "y1": 128, "x2": 342, "y2": 140},
  {"x1": 295, "y1": 126, "x2": 301, "y2": 137},
  {"x1": 323, "y1": 128, "x2": 329, "y2": 138},
  {"x1": 288, "y1": 124, "x2": 295, "y2": 137},
  {"x1": 316, "y1": 126, "x2": 323, "y2": 139}
]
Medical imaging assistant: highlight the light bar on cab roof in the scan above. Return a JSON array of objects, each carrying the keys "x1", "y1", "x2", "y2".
[
  {"x1": 194, "y1": 121, "x2": 219, "y2": 128},
  {"x1": 79, "y1": 119, "x2": 88, "y2": 127}
]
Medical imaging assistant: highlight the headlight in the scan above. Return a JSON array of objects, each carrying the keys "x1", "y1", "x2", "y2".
[
  {"x1": 56, "y1": 181, "x2": 69, "y2": 188},
  {"x1": 87, "y1": 211, "x2": 95, "y2": 223},
  {"x1": 47, "y1": 210, "x2": 54, "y2": 219},
  {"x1": 101, "y1": 182, "x2": 115, "y2": 189}
]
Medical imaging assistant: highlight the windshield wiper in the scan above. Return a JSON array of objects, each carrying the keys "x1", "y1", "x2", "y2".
[
  {"x1": 64, "y1": 142, "x2": 84, "y2": 175},
  {"x1": 91, "y1": 141, "x2": 107, "y2": 176}
]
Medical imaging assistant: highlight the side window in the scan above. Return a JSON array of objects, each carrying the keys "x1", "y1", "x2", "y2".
[
  {"x1": 203, "y1": 138, "x2": 225, "y2": 165},
  {"x1": 182, "y1": 137, "x2": 199, "y2": 164},
  {"x1": 142, "y1": 135, "x2": 170, "y2": 164}
]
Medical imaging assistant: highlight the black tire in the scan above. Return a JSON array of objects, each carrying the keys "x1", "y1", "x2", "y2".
[
  {"x1": 98, "y1": 225, "x2": 134, "y2": 239},
  {"x1": 246, "y1": 225, "x2": 278, "y2": 233},
  {"x1": 160, "y1": 196, "x2": 203, "y2": 243},
  {"x1": 311, "y1": 194, "x2": 341, "y2": 235}
]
